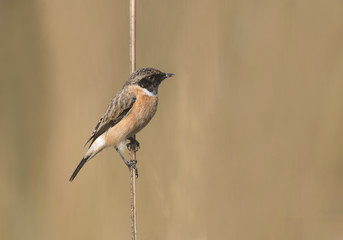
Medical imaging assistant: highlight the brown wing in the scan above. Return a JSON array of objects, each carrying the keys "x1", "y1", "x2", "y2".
[{"x1": 84, "y1": 89, "x2": 136, "y2": 148}]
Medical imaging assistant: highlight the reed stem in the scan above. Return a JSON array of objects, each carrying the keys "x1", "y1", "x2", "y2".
[{"x1": 129, "y1": 0, "x2": 137, "y2": 239}]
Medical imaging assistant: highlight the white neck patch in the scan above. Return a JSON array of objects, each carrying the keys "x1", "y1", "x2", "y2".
[{"x1": 142, "y1": 88, "x2": 157, "y2": 97}]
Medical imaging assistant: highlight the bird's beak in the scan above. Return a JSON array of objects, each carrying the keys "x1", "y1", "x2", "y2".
[{"x1": 165, "y1": 73, "x2": 174, "y2": 78}]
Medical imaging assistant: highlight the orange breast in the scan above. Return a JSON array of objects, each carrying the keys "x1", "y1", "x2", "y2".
[
  {"x1": 105, "y1": 91, "x2": 158, "y2": 147},
  {"x1": 127, "y1": 94, "x2": 158, "y2": 136}
]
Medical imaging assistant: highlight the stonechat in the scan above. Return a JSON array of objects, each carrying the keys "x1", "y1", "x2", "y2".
[{"x1": 69, "y1": 67, "x2": 174, "y2": 182}]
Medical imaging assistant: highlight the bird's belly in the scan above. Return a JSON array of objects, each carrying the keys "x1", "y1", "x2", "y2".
[{"x1": 105, "y1": 95, "x2": 158, "y2": 146}]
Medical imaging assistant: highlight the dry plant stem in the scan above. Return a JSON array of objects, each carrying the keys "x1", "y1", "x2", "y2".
[
  {"x1": 129, "y1": 0, "x2": 137, "y2": 239},
  {"x1": 130, "y1": 0, "x2": 136, "y2": 73},
  {"x1": 130, "y1": 151, "x2": 137, "y2": 240}
]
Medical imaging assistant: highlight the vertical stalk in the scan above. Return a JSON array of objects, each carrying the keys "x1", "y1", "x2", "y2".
[
  {"x1": 129, "y1": 0, "x2": 137, "y2": 239},
  {"x1": 130, "y1": 0, "x2": 136, "y2": 73}
]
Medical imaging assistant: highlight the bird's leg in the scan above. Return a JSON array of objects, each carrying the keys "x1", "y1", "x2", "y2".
[
  {"x1": 126, "y1": 137, "x2": 140, "y2": 152},
  {"x1": 115, "y1": 147, "x2": 130, "y2": 165},
  {"x1": 115, "y1": 147, "x2": 138, "y2": 178}
]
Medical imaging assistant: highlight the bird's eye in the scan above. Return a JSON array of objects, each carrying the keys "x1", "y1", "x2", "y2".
[{"x1": 147, "y1": 76, "x2": 154, "y2": 81}]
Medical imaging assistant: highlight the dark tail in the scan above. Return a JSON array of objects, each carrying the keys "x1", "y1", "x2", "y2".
[{"x1": 69, "y1": 156, "x2": 90, "y2": 182}]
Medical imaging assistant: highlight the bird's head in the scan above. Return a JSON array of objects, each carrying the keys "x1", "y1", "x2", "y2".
[{"x1": 126, "y1": 67, "x2": 174, "y2": 95}]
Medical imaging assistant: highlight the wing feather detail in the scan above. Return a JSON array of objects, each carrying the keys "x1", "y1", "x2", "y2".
[{"x1": 85, "y1": 90, "x2": 136, "y2": 148}]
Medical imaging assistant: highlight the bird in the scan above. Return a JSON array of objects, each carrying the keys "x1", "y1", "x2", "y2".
[{"x1": 69, "y1": 67, "x2": 174, "y2": 182}]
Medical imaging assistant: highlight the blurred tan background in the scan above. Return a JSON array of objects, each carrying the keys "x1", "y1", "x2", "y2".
[{"x1": 1, "y1": 0, "x2": 343, "y2": 239}]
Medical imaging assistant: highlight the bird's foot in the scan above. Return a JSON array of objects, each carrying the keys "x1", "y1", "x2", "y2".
[
  {"x1": 126, "y1": 159, "x2": 139, "y2": 178},
  {"x1": 127, "y1": 137, "x2": 140, "y2": 152},
  {"x1": 115, "y1": 147, "x2": 139, "y2": 178}
]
